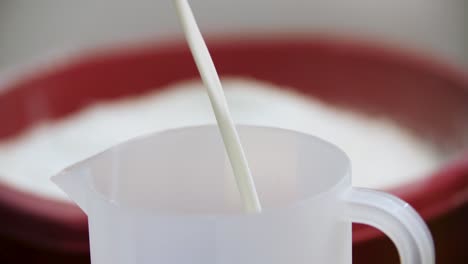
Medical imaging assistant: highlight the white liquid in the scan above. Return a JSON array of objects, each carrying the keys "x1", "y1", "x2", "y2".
[
  {"x1": 174, "y1": 0, "x2": 260, "y2": 212},
  {"x1": 0, "y1": 78, "x2": 442, "y2": 201}
]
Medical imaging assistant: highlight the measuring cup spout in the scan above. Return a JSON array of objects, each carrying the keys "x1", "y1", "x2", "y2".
[{"x1": 51, "y1": 166, "x2": 90, "y2": 214}]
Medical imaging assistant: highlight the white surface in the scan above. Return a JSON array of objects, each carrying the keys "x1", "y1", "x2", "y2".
[
  {"x1": 175, "y1": 0, "x2": 260, "y2": 212},
  {"x1": 0, "y1": 78, "x2": 441, "y2": 201},
  {"x1": 0, "y1": 0, "x2": 466, "y2": 73},
  {"x1": 51, "y1": 125, "x2": 434, "y2": 264}
]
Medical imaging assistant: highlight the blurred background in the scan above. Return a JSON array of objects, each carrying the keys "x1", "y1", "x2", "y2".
[
  {"x1": 0, "y1": 0, "x2": 467, "y2": 71},
  {"x1": 0, "y1": 0, "x2": 467, "y2": 263}
]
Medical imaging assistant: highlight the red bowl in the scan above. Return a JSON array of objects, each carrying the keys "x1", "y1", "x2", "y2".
[{"x1": 0, "y1": 36, "x2": 467, "y2": 263}]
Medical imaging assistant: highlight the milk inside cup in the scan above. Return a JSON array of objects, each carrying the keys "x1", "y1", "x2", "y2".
[{"x1": 52, "y1": 125, "x2": 434, "y2": 264}]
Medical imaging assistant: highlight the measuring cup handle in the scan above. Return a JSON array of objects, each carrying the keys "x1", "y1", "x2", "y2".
[{"x1": 343, "y1": 187, "x2": 435, "y2": 263}]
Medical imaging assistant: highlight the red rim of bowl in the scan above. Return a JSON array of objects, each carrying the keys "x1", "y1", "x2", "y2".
[{"x1": 0, "y1": 34, "x2": 466, "y2": 251}]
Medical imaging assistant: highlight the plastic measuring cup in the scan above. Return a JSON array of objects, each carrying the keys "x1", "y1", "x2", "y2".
[{"x1": 52, "y1": 124, "x2": 434, "y2": 264}]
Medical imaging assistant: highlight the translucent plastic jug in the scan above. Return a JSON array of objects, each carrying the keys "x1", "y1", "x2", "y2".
[{"x1": 52, "y1": 125, "x2": 435, "y2": 264}]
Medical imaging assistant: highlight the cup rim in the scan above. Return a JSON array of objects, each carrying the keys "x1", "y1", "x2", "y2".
[{"x1": 77, "y1": 124, "x2": 352, "y2": 218}]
